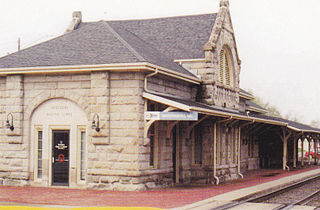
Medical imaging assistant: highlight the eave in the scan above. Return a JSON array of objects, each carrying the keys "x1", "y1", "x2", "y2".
[{"x1": 0, "y1": 62, "x2": 201, "y2": 85}]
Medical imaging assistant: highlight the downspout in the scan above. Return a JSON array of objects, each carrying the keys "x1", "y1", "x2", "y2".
[
  {"x1": 144, "y1": 68, "x2": 162, "y2": 96},
  {"x1": 212, "y1": 116, "x2": 233, "y2": 185},
  {"x1": 238, "y1": 127, "x2": 243, "y2": 178},
  {"x1": 238, "y1": 119, "x2": 255, "y2": 178},
  {"x1": 213, "y1": 123, "x2": 219, "y2": 184}
]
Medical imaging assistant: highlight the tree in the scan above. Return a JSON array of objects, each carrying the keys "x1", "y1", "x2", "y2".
[
  {"x1": 248, "y1": 90, "x2": 282, "y2": 118},
  {"x1": 310, "y1": 120, "x2": 320, "y2": 128}
]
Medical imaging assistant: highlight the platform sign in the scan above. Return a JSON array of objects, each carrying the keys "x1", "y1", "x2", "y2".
[{"x1": 145, "y1": 111, "x2": 198, "y2": 121}]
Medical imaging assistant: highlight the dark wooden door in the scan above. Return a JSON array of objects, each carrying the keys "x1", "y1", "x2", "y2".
[{"x1": 52, "y1": 130, "x2": 69, "y2": 186}]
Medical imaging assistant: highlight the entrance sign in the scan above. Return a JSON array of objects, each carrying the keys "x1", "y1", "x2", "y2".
[
  {"x1": 55, "y1": 141, "x2": 68, "y2": 150},
  {"x1": 145, "y1": 111, "x2": 198, "y2": 121}
]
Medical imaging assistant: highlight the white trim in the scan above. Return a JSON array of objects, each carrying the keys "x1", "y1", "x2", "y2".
[
  {"x1": 0, "y1": 62, "x2": 201, "y2": 84},
  {"x1": 77, "y1": 126, "x2": 87, "y2": 184},
  {"x1": 174, "y1": 58, "x2": 206, "y2": 63},
  {"x1": 34, "y1": 126, "x2": 43, "y2": 181},
  {"x1": 142, "y1": 92, "x2": 191, "y2": 112},
  {"x1": 247, "y1": 106, "x2": 267, "y2": 114},
  {"x1": 0, "y1": 62, "x2": 150, "y2": 74}
]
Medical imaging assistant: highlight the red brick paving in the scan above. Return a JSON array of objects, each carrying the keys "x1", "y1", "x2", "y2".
[{"x1": 0, "y1": 166, "x2": 319, "y2": 208}]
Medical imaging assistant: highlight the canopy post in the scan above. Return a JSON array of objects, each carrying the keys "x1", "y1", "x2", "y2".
[{"x1": 280, "y1": 127, "x2": 292, "y2": 171}]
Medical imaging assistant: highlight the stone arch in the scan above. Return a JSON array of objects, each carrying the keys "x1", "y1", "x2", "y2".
[
  {"x1": 25, "y1": 89, "x2": 90, "y2": 121},
  {"x1": 29, "y1": 97, "x2": 88, "y2": 186}
]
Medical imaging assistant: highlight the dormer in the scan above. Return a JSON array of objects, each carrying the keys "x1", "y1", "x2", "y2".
[{"x1": 194, "y1": 0, "x2": 241, "y2": 110}]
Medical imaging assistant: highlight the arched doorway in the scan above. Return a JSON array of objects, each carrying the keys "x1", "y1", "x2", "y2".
[{"x1": 30, "y1": 98, "x2": 87, "y2": 187}]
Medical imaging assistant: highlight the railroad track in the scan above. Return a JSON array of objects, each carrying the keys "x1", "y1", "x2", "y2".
[
  {"x1": 273, "y1": 189, "x2": 320, "y2": 209},
  {"x1": 211, "y1": 174, "x2": 320, "y2": 210}
]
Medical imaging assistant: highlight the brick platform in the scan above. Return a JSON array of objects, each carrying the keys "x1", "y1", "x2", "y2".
[{"x1": 0, "y1": 166, "x2": 318, "y2": 209}]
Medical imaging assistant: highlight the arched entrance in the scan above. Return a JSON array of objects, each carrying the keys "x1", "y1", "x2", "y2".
[{"x1": 30, "y1": 98, "x2": 87, "y2": 187}]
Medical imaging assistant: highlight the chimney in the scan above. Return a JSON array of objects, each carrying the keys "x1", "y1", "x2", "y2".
[{"x1": 65, "y1": 11, "x2": 82, "y2": 33}]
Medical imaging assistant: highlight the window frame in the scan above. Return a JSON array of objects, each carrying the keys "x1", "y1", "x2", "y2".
[
  {"x1": 218, "y1": 45, "x2": 234, "y2": 87},
  {"x1": 34, "y1": 126, "x2": 43, "y2": 180},
  {"x1": 77, "y1": 125, "x2": 87, "y2": 184}
]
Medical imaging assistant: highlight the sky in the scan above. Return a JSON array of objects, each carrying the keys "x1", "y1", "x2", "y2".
[{"x1": 1, "y1": 0, "x2": 320, "y2": 124}]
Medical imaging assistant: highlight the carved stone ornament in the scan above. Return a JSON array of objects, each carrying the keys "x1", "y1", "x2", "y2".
[{"x1": 220, "y1": 0, "x2": 229, "y2": 8}]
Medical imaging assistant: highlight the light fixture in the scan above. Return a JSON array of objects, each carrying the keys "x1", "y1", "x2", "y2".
[
  {"x1": 91, "y1": 113, "x2": 100, "y2": 132},
  {"x1": 6, "y1": 113, "x2": 14, "y2": 131}
]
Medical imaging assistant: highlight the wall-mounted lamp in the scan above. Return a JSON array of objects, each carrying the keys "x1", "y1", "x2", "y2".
[
  {"x1": 91, "y1": 113, "x2": 100, "y2": 132},
  {"x1": 6, "y1": 113, "x2": 14, "y2": 131}
]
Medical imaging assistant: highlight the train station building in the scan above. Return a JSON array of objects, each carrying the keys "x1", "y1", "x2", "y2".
[{"x1": 0, "y1": 0, "x2": 319, "y2": 191}]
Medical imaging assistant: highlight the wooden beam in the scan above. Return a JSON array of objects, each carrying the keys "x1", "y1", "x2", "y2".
[
  {"x1": 166, "y1": 121, "x2": 179, "y2": 139},
  {"x1": 186, "y1": 115, "x2": 208, "y2": 138},
  {"x1": 293, "y1": 133, "x2": 303, "y2": 168},
  {"x1": 281, "y1": 127, "x2": 293, "y2": 170}
]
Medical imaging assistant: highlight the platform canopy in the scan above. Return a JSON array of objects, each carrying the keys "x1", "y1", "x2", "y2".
[{"x1": 143, "y1": 92, "x2": 320, "y2": 134}]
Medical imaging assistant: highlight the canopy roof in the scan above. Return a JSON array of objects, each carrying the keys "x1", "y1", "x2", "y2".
[{"x1": 143, "y1": 92, "x2": 320, "y2": 134}]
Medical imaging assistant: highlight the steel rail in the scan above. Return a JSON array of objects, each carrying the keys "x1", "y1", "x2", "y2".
[{"x1": 275, "y1": 189, "x2": 320, "y2": 210}]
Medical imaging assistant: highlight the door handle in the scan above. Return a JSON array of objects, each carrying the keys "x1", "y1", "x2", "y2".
[{"x1": 52, "y1": 157, "x2": 54, "y2": 163}]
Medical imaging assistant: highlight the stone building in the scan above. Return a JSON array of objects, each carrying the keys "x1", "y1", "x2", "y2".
[{"x1": 0, "y1": 0, "x2": 319, "y2": 190}]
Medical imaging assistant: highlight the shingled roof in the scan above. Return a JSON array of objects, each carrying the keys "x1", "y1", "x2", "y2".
[{"x1": 0, "y1": 13, "x2": 217, "y2": 78}]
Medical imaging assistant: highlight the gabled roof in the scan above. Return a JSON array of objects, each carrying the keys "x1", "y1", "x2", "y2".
[
  {"x1": 108, "y1": 13, "x2": 217, "y2": 60},
  {"x1": 0, "y1": 13, "x2": 217, "y2": 78}
]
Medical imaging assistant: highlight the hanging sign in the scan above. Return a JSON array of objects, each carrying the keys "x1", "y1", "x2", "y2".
[
  {"x1": 55, "y1": 141, "x2": 68, "y2": 150},
  {"x1": 145, "y1": 111, "x2": 198, "y2": 121}
]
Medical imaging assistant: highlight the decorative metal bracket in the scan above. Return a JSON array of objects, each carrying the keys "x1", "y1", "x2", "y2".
[{"x1": 144, "y1": 107, "x2": 177, "y2": 138}]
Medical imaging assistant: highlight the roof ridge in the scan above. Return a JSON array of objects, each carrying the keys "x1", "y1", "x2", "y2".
[
  {"x1": 102, "y1": 22, "x2": 145, "y2": 62},
  {"x1": 105, "y1": 12, "x2": 218, "y2": 23}
]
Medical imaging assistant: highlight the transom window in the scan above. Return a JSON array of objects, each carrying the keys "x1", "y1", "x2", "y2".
[{"x1": 219, "y1": 46, "x2": 234, "y2": 86}]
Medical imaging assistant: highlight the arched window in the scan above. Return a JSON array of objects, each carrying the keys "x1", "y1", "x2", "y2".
[{"x1": 219, "y1": 46, "x2": 234, "y2": 87}]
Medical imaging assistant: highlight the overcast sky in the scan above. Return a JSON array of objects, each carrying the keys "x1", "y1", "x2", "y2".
[{"x1": 1, "y1": 0, "x2": 320, "y2": 124}]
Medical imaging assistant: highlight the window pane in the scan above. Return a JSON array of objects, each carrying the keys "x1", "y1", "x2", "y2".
[
  {"x1": 37, "y1": 131, "x2": 43, "y2": 179},
  {"x1": 80, "y1": 131, "x2": 86, "y2": 180}
]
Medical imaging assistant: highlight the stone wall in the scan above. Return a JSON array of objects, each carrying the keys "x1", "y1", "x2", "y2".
[
  {"x1": 0, "y1": 75, "x2": 28, "y2": 186},
  {"x1": 240, "y1": 131, "x2": 260, "y2": 172},
  {"x1": 88, "y1": 72, "x2": 146, "y2": 191},
  {"x1": 0, "y1": 71, "x2": 150, "y2": 190},
  {"x1": 147, "y1": 76, "x2": 195, "y2": 99}
]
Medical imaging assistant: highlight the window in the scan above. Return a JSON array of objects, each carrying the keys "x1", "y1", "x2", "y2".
[
  {"x1": 149, "y1": 124, "x2": 155, "y2": 167},
  {"x1": 80, "y1": 131, "x2": 86, "y2": 180},
  {"x1": 78, "y1": 126, "x2": 87, "y2": 183},
  {"x1": 219, "y1": 46, "x2": 234, "y2": 86},
  {"x1": 193, "y1": 126, "x2": 202, "y2": 165},
  {"x1": 37, "y1": 130, "x2": 43, "y2": 179}
]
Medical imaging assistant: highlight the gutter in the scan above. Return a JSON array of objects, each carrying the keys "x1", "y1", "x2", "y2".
[{"x1": 0, "y1": 62, "x2": 201, "y2": 85}]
